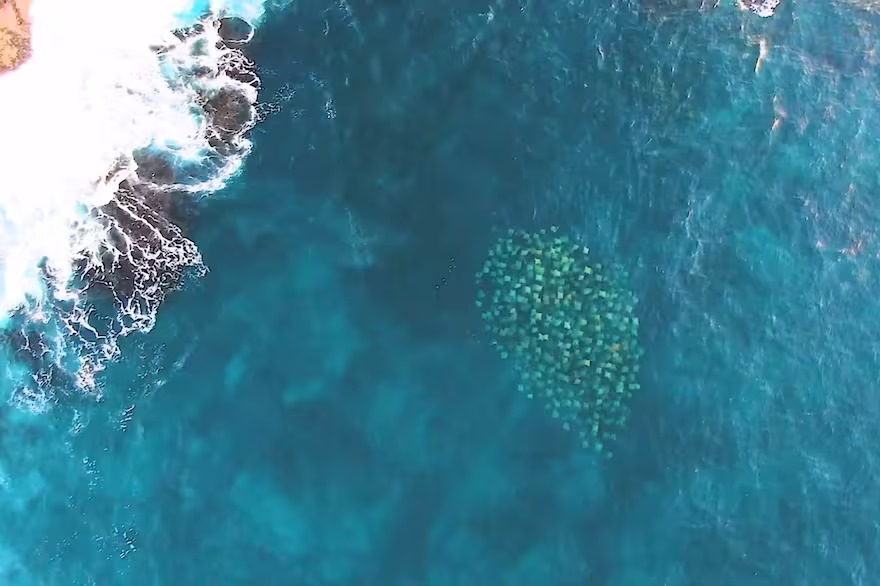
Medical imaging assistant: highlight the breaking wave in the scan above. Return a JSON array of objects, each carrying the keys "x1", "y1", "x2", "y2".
[{"x1": 0, "y1": 0, "x2": 267, "y2": 410}]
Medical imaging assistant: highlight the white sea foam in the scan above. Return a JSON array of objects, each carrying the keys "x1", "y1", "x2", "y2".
[{"x1": 0, "y1": 0, "x2": 268, "y2": 409}]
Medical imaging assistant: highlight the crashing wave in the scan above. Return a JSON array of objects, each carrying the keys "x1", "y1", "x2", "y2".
[
  {"x1": 0, "y1": 15, "x2": 261, "y2": 411},
  {"x1": 737, "y1": 0, "x2": 780, "y2": 17}
]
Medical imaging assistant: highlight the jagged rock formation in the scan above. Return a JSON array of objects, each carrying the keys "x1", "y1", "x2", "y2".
[
  {"x1": 80, "y1": 17, "x2": 259, "y2": 307},
  {"x1": 2, "y1": 15, "x2": 262, "y2": 398}
]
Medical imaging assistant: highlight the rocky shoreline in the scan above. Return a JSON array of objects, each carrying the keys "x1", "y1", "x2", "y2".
[
  {"x1": 2, "y1": 16, "x2": 262, "y2": 399},
  {"x1": 82, "y1": 16, "x2": 260, "y2": 305}
]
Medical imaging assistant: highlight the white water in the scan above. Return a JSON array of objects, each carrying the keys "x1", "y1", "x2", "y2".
[{"x1": 0, "y1": 0, "x2": 269, "y2": 407}]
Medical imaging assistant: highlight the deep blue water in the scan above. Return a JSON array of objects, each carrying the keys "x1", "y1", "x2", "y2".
[{"x1": 6, "y1": 0, "x2": 880, "y2": 583}]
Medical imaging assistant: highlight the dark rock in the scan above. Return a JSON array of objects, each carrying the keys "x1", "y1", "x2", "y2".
[
  {"x1": 79, "y1": 15, "x2": 258, "y2": 315},
  {"x1": 202, "y1": 87, "x2": 254, "y2": 155},
  {"x1": 80, "y1": 182, "x2": 200, "y2": 303},
  {"x1": 134, "y1": 152, "x2": 177, "y2": 185},
  {"x1": 217, "y1": 17, "x2": 254, "y2": 48},
  {"x1": 204, "y1": 87, "x2": 252, "y2": 133}
]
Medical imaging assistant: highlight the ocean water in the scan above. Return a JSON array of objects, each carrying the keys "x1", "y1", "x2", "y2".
[{"x1": 2, "y1": 0, "x2": 880, "y2": 583}]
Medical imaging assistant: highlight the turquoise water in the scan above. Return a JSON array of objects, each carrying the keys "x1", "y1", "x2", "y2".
[{"x1": 5, "y1": 0, "x2": 880, "y2": 583}]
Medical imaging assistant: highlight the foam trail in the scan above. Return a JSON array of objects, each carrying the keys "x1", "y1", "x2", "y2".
[{"x1": 0, "y1": 0, "x2": 266, "y2": 409}]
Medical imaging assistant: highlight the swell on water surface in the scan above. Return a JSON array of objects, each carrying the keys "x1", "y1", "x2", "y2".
[{"x1": 0, "y1": 0, "x2": 266, "y2": 411}]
